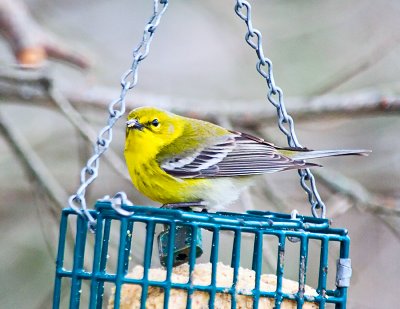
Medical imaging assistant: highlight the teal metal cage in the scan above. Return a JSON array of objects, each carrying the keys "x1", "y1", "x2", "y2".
[{"x1": 53, "y1": 201, "x2": 350, "y2": 308}]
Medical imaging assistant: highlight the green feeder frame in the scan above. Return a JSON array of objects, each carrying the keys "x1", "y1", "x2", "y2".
[
  {"x1": 53, "y1": 202, "x2": 351, "y2": 308},
  {"x1": 53, "y1": 0, "x2": 354, "y2": 308}
]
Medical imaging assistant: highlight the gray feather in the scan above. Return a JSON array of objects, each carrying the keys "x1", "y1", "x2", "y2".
[
  {"x1": 160, "y1": 130, "x2": 369, "y2": 179},
  {"x1": 290, "y1": 149, "x2": 371, "y2": 161},
  {"x1": 160, "y1": 132, "x2": 323, "y2": 178}
]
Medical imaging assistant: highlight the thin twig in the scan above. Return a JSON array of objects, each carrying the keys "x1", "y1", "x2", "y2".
[
  {"x1": 314, "y1": 169, "x2": 400, "y2": 240},
  {"x1": 314, "y1": 169, "x2": 400, "y2": 217},
  {"x1": 0, "y1": 106, "x2": 84, "y2": 268},
  {"x1": 0, "y1": 0, "x2": 90, "y2": 68},
  {"x1": 0, "y1": 105, "x2": 84, "y2": 254},
  {"x1": 313, "y1": 36, "x2": 400, "y2": 96},
  {"x1": 0, "y1": 108, "x2": 67, "y2": 209},
  {"x1": 0, "y1": 69, "x2": 131, "y2": 182},
  {"x1": 46, "y1": 83, "x2": 131, "y2": 183}
]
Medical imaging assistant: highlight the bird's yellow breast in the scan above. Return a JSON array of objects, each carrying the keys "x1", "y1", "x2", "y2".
[{"x1": 124, "y1": 149, "x2": 209, "y2": 204}]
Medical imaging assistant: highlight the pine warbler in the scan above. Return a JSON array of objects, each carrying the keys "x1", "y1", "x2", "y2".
[{"x1": 124, "y1": 107, "x2": 369, "y2": 210}]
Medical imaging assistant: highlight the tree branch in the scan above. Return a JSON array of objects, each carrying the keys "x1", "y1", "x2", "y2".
[
  {"x1": 313, "y1": 36, "x2": 400, "y2": 96},
  {"x1": 314, "y1": 169, "x2": 400, "y2": 217},
  {"x1": 47, "y1": 85, "x2": 132, "y2": 183},
  {"x1": 0, "y1": 68, "x2": 398, "y2": 131},
  {"x1": 0, "y1": 0, "x2": 90, "y2": 68},
  {"x1": 0, "y1": 68, "x2": 131, "y2": 183},
  {"x1": 313, "y1": 168, "x2": 400, "y2": 240},
  {"x1": 0, "y1": 108, "x2": 67, "y2": 209}
]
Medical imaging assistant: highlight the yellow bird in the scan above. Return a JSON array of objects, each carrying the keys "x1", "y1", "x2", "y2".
[{"x1": 124, "y1": 106, "x2": 369, "y2": 210}]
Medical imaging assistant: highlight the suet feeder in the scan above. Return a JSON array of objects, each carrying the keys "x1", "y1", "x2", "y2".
[{"x1": 53, "y1": 203, "x2": 351, "y2": 308}]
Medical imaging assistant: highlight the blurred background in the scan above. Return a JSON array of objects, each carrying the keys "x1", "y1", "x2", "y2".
[{"x1": 0, "y1": 0, "x2": 399, "y2": 308}]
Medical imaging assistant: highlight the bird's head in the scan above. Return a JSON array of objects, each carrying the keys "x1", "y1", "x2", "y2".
[{"x1": 125, "y1": 106, "x2": 184, "y2": 155}]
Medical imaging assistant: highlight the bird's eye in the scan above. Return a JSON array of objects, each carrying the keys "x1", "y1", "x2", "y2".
[{"x1": 151, "y1": 119, "x2": 159, "y2": 127}]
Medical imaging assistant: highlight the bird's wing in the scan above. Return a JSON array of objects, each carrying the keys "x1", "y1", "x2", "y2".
[{"x1": 160, "y1": 131, "x2": 319, "y2": 178}]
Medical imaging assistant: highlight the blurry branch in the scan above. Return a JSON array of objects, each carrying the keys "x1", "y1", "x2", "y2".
[
  {"x1": 314, "y1": 169, "x2": 400, "y2": 240},
  {"x1": 0, "y1": 108, "x2": 81, "y2": 297},
  {"x1": 0, "y1": 106, "x2": 79, "y2": 265},
  {"x1": 313, "y1": 36, "x2": 400, "y2": 96},
  {"x1": 0, "y1": 68, "x2": 399, "y2": 130},
  {"x1": 0, "y1": 108, "x2": 95, "y2": 304},
  {"x1": 314, "y1": 169, "x2": 400, "y2": 217},
  {"x1": 0, "y1": 68, "x2": 131, "y2": 182},
  {"x1": 47, "y1": 85, "x2": 132, "y2": 183},
  {"x1": 0, "y1": 0, "x2": 90, "y2": 68},
  {"x1": 0, "y1": 108, "x2": 67, "y2": 210}
]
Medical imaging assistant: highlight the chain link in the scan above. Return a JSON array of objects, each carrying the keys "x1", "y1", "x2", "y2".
[
  {"x1": 234, "y1": 0, "x2": 326, "y2": 218},
  {"x1": 68, "y1": 0, "x2": 169, "y2": 231}
]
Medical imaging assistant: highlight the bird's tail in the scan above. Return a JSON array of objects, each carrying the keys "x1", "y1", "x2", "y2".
[{"x1": 289, "y1": 149, "x2": 371, "y2": 161}]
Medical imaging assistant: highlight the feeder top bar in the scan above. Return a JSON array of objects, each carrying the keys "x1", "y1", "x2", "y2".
[{"x1": 93, "y1": 202, "x2": 348, "y2": 236}]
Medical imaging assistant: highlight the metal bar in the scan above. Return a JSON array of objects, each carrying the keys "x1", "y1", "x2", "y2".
[
  {"x1": 113, "y1": 218, "x2": 129, "y2": 309},
  {"x1": 140, "y1": 221, "x2": 156, "y2": 309},
  {"x1": 95, "y1": 202, "x2": 334, "y2": 232},
  {"x1": 95, "y1": 218, "x2": 112, "y2": 309},
  {"x1": 275, "y1": 233, "x2": 286, "y2": 308},
  {"x1": 317, "y1": 237, "x2": 329, "y2": 309},
  {"x1": 186, "y1": 224, "x2": 199, "y2": 309},
  {"x1": 336, "y1": 237, "x2": 350, "y2": 309},
  {"x1": 123, "y1": 221, "x2": 134, "y2": 274},
  {"x1": 297, "y1": 236, "x2": 309, "y2": 308},
  {"x1": 89, "y1": 212, "x2": 103, "y2": 309},
  {"x1": 69, "y1": 215, "x2": 88, "y2": 309},
  {"x1": 230, "y1": 229, "x2": 241, "y2": 309},
  {"x1": 53, "y1": 210, "x2": 69, "y2": 309},
  {"x1": 209, "y1": 228, "x2": 220, "y2": 308},
  {"x1": 163, "y1": 221, "x2": 176, "y2": 309},
  {"x1": 251, "y1": 231, "x2": 263, "y2": 309}
]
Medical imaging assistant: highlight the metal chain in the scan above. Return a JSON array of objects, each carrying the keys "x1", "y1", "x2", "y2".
[
  {"x1": 234, "y1": 0, "x2": 326, "y2": 218},
  {"x1": 68, "y1": 0, "x2": 169, "y2": 230}
]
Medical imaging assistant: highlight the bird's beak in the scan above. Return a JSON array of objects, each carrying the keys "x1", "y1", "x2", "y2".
[{"x1": 126, "y1": 118, "x2": 144, "y2": 131}]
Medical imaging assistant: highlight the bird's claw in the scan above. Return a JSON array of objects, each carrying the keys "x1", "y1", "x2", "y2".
[{"x1": 161, "y1": 201, "x2": 208, "y2": 212}]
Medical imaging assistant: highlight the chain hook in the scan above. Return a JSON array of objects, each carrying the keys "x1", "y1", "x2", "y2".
[{"x1": 109, "y1": 192, "x2": 134, "y2": 217}]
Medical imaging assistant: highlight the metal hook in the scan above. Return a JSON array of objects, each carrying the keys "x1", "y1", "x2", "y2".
[
  {"x1": 109, "y1": 192, "x2": 134, "y2": 216},
  {"x1": 288, "y1": 209, "x2": 302, "y2": 243}
]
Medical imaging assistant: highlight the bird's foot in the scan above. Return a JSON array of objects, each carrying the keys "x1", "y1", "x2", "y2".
[{"x1": 161, "y1": 201, "x2": 208, "y2": 212}]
